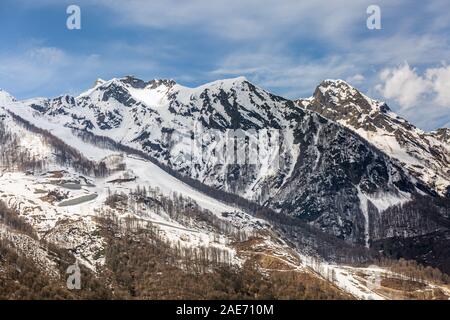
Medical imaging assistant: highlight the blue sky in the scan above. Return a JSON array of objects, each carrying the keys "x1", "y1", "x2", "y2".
[{"x1": 0, "y1": 0, "x2": 449, "y2": 130}]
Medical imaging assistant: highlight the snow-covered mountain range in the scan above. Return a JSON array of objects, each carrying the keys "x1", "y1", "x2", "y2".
[{"x1": 0, "y1": 76, "x2": 449, "y2": 299}]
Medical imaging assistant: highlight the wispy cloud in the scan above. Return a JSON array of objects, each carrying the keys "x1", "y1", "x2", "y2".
[
  {"x1": 376, "y1": 63, "x2": 432, "y2": 109},
  {"x1": 0, "y1": 47, "x2": 74, "y2": 97},
  {"x1": 0, "y1": 44, "x2": 162, "y2": 98},
  {"x1": 93, "y1": 0, "x2": 369, "y2": 42}
]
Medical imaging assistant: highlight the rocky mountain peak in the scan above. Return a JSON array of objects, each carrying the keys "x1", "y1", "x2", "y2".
[
  {"x1": 316, "y1": 79, "x2": 356, "y2": 95},
  {"x1": 297, "y1": 80, "x2": 388, "y2": 134},
  {"x1": 119, "y1": 75, "x2": 148, "y2": 89},
  {"x1": 0, "y1": 89, "x2": 16, "y2": 105},
  {"x1": 430, "y1": 128, "x2": 450, "y2": 145},
  {"x1": 312, "y1": 79, "x2": 387, "y2": 115},
  {"x1": 117, "y1": 76, "x2": 177, "y2": 90},
  {"x1": 146, "y1": 78, "x2": 177, "y2": 89}
]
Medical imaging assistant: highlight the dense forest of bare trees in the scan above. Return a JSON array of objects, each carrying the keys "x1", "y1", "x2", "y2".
[
  {"x1": 0, "y1": 199, "x2": 110, "y2": 299},
  {"x1": 1, "y1": 198, "x2": 448, "y2": 299},
  {"x1": 371, "y1": 194, "x2": 450, "y2": 241},
  {"x1": 105, "y1": 185, "x2": 250, "y2": 242},
  {"x1": 0, "y1": 203, "x2": 351, "y2": 300},
  {"x1": 92, "y1": 214, "x2": 351, "y2": 299},
  {"x1": 0, "y1": 121, "x2": 46, "y2": 172},
  {"x1": 375, "y1": 257, "x2": 449, "y2": 284},
  {"x1": 0, "y1": 201, "x2": 37, "y2": 239},
  {"x1": 1, "y1": 112, "x2": 116, "y2": 177}
]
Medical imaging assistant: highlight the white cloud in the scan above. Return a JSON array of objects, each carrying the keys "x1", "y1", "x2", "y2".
[
  {"x1": 426, "y1": 65, "x2": 450, "y2": 106},
  {"x1": 26, "y1": 47, "x2": 68, "y2": 64},
  {"x1": 376, "y1": 63, "x2": 450, "y2": 110},
  {"x1": 377, "y1": 63, "x2": 431, "y2": 109},
  {"x1": 346, "y1": 74, "x2": 365, "y2": 85},
  {"x1": 355, "y1": 34, "x2": 449, "y2": 66},
  {"x1": 0, "y1": 47, "x2": 71, "y2": 96}
]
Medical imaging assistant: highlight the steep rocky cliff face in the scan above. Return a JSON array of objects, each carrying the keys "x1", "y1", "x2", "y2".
[{"x1": 297, "y1": 79, "x2": 450, "y2": 198}]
